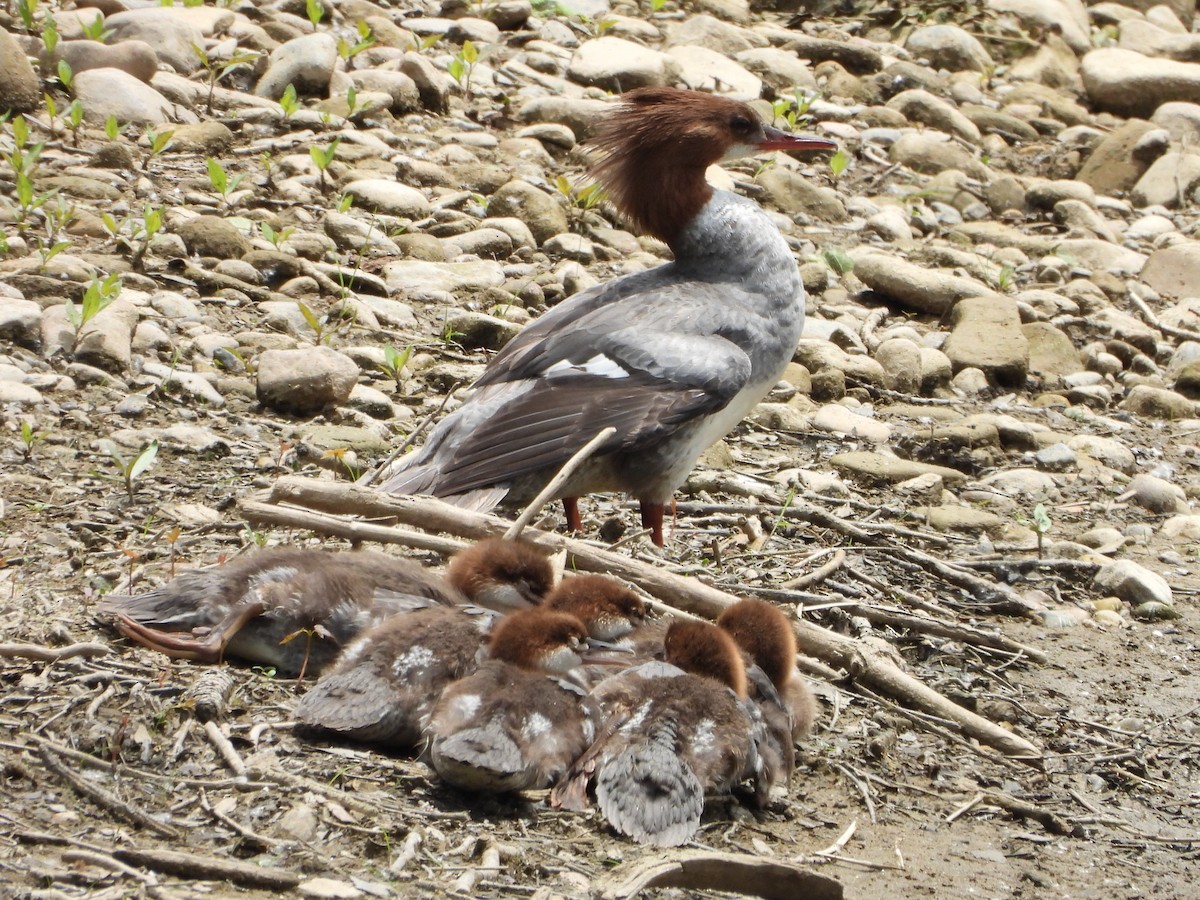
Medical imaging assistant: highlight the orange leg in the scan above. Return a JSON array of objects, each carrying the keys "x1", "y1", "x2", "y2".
[
  {"x1": 115, "y1": 599, "x2": 267, "y2": 663},
  {"x1": 564, "y1": 497, "x2": 583, "y2": 534},
  {"x1": 640, "y1": 501, "x2": 666, "y2": 547}
]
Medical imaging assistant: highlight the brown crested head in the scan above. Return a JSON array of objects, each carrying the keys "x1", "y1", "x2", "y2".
[
  {"x1": 589, "y1": 86, "x2": 836, "y2": 249},
  {"x1": 544, "y1": 575, "x2": 646, "y2": 640},
  {"x1": 716, "y1": 599, "x2": 797, "y2": 691},
  {"x1": 663, "y1": 620, "x2": 747, "y2": 698},
  {"x1": 446, "y1": 538, "x2": 555, "y2": 605},
  {"x1": 489, "y1": 608, "x2": 588, "y2": 672}
]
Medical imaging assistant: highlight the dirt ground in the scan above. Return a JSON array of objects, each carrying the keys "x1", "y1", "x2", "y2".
[{"x1": 2, "y1": 383, "x2": 1199, "y2": 898}]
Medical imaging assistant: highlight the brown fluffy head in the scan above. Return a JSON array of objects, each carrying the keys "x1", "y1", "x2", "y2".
[
  {"x1": 589, "y1": 87, "x2": 835, "y2": 248},
  {"x1": 544, "y1": 575, "x2": 646, "y2": 640},
  {"x1": 716, "y1": 599, "x2": 797, "y2": 691},
  {"x1": 445, "y1": 538, "x2": 554, "y2": 605},
  {"x1": 489, "y1": 608, "x2": 588, "y2": 672},
  {"x1": 663, "y1": 620, "x2": 747, "y2": 698}
]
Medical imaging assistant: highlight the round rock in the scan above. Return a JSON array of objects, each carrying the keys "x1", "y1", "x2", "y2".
[{"x1": 256, "y1": 346, "x2": 359, "y2": 415}]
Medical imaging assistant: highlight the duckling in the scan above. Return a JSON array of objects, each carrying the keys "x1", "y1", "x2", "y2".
[
  {"x1": 556, "y1": 620, "x2": 761, "y2": 847},
  {"x1": 98, "y1": 538, "x2": 552, "y2": 677},
  {"x1": 425, "y1": 608, "x2": 597, "y2": 794}
]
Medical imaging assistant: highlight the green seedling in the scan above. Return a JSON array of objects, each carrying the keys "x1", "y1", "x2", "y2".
[
  {"x1": 411, "y1": 33, "x2": 439, "y2": 52},
  {"x1": 378, "y1": 344, "x2": 412, "y2": 392},
  {"x1": 278, "y1": 83, "x2": 300, "y2": 119},
  {"x1": 66, "y1": 99, "x2": 84, "y2": 146},
  {"x1": 306, "y1": 0, "x2": 324, "y2": 29},
  {"x1": 336, "y1": 192, "x2": 353, "y2": 213},
  {"x1": 344, "y1": 85, "x2": 361, "y2": 118},
  {"x1": 66, "y1": 273, "x2": 121, "y2": 352},
  {"x1": 261, "y1": 222, "x2": 293, "y2": 249},
  {"x1": 649, "y1": 0, "x2": 668, "y2": 11},
  {"x1": 206, "y1": 157, "x2": 245, "y2": 207},
  {"x1": 821, "y1": 247, "x2": 854, "y2": 275},
  {"x1": 192, "y1": 43, "x2": 260, "y2": 115},
  {"x1": 448, "y1": 40, "x2": 478, "y2": 95},
  {"x1": 1030, "y1": 503, "x2": 1051, "y2": 559},
  {"x1": 142, "y1": 126, "x2": 175, "y2": 169},
  {"x1": 104, "y1": 115, "x2": 121, "y2": 140},
  {"x1": 41, "y1": 18, "x2": 58, "y2": 56},
  {"x1": 338, "y1": 20, "x2": 375, "y2": 60},
  {"x1": 34, "y1": 235, "x2": 70, "y2": 270},
  {"x1": 16, "y1": 0, "x2": 39, "y2": 30},
  {"x1": 996, "y1": 263, "x2": 1015, "y2": 292},
  {"x1": 43, "y1": 92, "x2": 58, "y2": 136},
  {"x1": 828, "y1": 148, "x2": 848, "y2": 181},
  {"x1": 310, "y1": 138, "x2": 340, "y2": 193},
  {"x1": 56, "y1": 58, "x2": 72, "y2": 90},
  {"x1": 81, "y1": 11, "x2": 112, "y2": 42},
  {"x1": 111, "y1": 440, "x2": 158, "y2": 500},
  {"x1": 130, "y1": 205, "x2": 163, "y2": 270},
  {"x1": 18, "y1": 421, "x2": 46, "y2": 460}
]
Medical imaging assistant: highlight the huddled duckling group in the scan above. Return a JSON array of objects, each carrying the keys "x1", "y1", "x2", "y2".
[{"x1": 99, "y1": 538, "x2": 815, "y2": 848}]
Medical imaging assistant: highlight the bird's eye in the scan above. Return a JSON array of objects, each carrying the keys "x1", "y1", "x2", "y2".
[{"x1": 730, "y1": 114, "x2": 754, "y2": 135}]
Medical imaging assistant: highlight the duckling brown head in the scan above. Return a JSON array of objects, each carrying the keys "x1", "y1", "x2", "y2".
[
  {"x1": 446, "y1": 538, "x2": 555, "y2": 611},
  {"x1": 488, "y1": 608, "x2": 588, "y2": 674},
  {"x1": 663, "y1": 620, "x2": 747, "y2": 698},
  {"x1": 544, "y1": 574, "x2": 646, "y2": 641},
  {"x1": 716, "y1": 598, "x2": 797, "y2": 692}
]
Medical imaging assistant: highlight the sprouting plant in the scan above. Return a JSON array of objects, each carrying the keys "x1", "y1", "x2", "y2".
[
  {"x1": 338, "y1": 20, "x2": 375, "y2": 60},
  {"x1": 411, "y1": 32, "x2": 439, "y2": 52},
  {"x1": 440, "y1": 320, "x2": 464, "y2": 347},
  {"x1": 322, "y1": 446, "x2": 360, "y2": 481},
  {"x1": 111, "y1": 440, "x2": 158, "y2": 499},
  {"x1": 306, "y1": 0, "x2": 324, "y2": 30},
  {"x1": 648, "y1": 0, "x2": 668, "y2": 11},
  {"x1": 206, "y1": 157, "x2": 245, "y2": 207},
  {"x1": 66, "y1": 99, "x2": 84, "y2": 146},
  {"x1": 280, "y1": 622, "x2": 333, "y2": 680},
  {"x1": 821, "y1": 247, "x2": 854, "y2": 276},
  {"x1": 56, "y1": 58, "x2": 72, "y2": 90},
  {"x1": 104, "y1": 115, "x2": 121, "y2": 140},
  {"x1": 192, "y1": 43, "x2": 260, "y2": 115},
  {"x1": 18, "y1": 421, "x2": 46, "y2": 460},
  {"x1": 243, "y1": 524, "x2": 270, "y2": 548},
  {"x1": 278, "y1": 83, "x2": 300, "y2": 119},
  {"x1": 142, "y1": 126, "x2": 174, "y2": 169},
  {"x1": 16, "y1": 0, "x2": 40, "y2": 30},
  {"x1": 310, "y1": 138, "x2": 340, "y2": 193},
  {"x1": 80, "y1": 11, "x2": 113, "y2": 42},
  {"x1": 377, "y1": 344, "x2": 412, "y2": 392},
  {"x1": 1029, "y1": 503, "x2": 1052, "y2": 559},
  {"x1": 336, "y1": 192, "x2": 353, "y2": 213},
  {"x1": 43, "y1": 92, "x2": 59, "y2": 136},
  {"x1": 828, "y1": 148, "x2": 848, "y2": 182},
  {"x1": 771, "y1": 87, "x2": 819, "y2": 130},
  {"x1": 261, "y1": 222, "x2": 293, "y2": 249},
  {"x1": 996, "y1": 263, "x2": 1015, "y2": 292},
  {"x1": 447, "y1": 40, "x2": 478, "y2": 95},
  {"x1": 34, "y1": 234, "x2": 70, "y2": 270},
  {"x1": 554, "y1": 176, "x2": 605, "y2": 231},
  {"x1": 296, "y1": 301, "x2": 327, "y2": 343},
  {"x1": 259, "y1": 150, "x2": 278, "y2": 187},
  {"x1": 40, "y1": 17, "x2": 58, "y2": 57},
  {"x1": 129, "y1": 205, "x2": 163, "y2": 270},
  {"x1": 344, "y1": 85, "x2": 361, "y2": 118},
  {"x1": 66, "y1": 273, "x2": 122, "y2": 352},
  {"x1": 4, "y1": 118, "x2": 55, "y2": 233}
]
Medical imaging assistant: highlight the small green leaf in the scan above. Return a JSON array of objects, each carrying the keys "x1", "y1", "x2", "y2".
[
  {"x1": 829, "y1": 148, "x2": 848, "y2": 178},
  {"x1": 206, "y1": 158, "x2": 227, "y2": 195},
  {"x1": 822, "y1": 247, "x2": 854, "y2": 275},
  {"x1": 128, "y1": 441, "x2": 159, "y2": 480},
  {"x1": 1033, "y1": 503, "x2": 1051, "y2": 534},
  {"x1": 104, "y1": 115, "x2": 120, "y2": 139},
  {"x1": 461, "y1": 40, "x2": 478, "y2": 64},
  {"x1": 297, "y1": 301, "x2": 321, "y2": 333},
  {"x1": 56, "y1": 58, "x2": 73, "y2": 88}
]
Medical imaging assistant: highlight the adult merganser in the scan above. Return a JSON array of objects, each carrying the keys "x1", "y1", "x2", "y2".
[
  {"x1": 295, "y1": 576, "x2": 645, "y2": 749},
  {"x1": 98, "y1": 539, "x2": 552, "y2": 677},
  {"x1": 379, "y1": 87, "x2": 836, "y2": 545},
  {"x1": 425, "y1": 608, "x2": 597, "y2": 794},
  {"x1": 554, "y1": 620, "x2": 763, "y2": 847}
]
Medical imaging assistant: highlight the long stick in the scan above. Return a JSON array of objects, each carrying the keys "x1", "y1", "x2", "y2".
[{"x1": 505, "y1": 426, "x2": 616, "y2": 539}]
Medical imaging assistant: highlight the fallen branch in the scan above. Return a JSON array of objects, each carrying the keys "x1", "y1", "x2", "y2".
[
  {"x1": 36, "y1": 745, "x2": 181, "y2": 839},
  {"x1": 113, "y1": 846, "x2": 301, "y2": 890},
  {"x1": 240, "y1": 478, "x2": 1044, "y2": 763},
  {"x1": 601, "y1": 851, "x2": 843, "y2": 900},
  {"x1": 0, "y1": 642, "x2": 110, "y2": 662}
]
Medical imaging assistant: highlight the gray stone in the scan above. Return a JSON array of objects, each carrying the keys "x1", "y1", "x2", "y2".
[
  {"x1": 73, "y1": 67, "x2": 183, "y2": 126},
  {"x1": 1151, "y1": 100, "x2": 1200, "y2": 144},
  {"x1": 1121, "y1": 473, "x2": 1186, "y2": 513},
  {"x1": 348, "y1": 70, "x2": 421, "y2": 114},
  {"x1": 567, "y1": 37, "x2": 681, "y2": 91},
  {"x1": 446, "y1": 311, "x2": 522, "y2": 351},
  {"x1": 442, "y1": 228, "x2": 514, "y2": 260},
  {"x1": 987, "y1": 0, "x2": 1090, "y2": 53},
  {"x1": 1140, "y1": 241, "x2": 1200, "y2": 297},
  {"x1": 75, "y1": 299, "x2": 139, "y2": 374},
  {"x1": 889, "y1": 132, "x2": 988, "y2": 178},
  {"x1": 756, "y1": 167, "x2": 846, "y2": 222},
  {"x1": 486, "y1": 180, "x2": 569, "y2": 244},
  {"x1": 105, "y1": 8, "x2": 205, "y2": 74},
  {"x1": 887, "y1": 90, "x2": 980, "y2": 142},
  {"x1": 0, "y1": 298, "x2": 42, "y2": 348},
  {"x1": 1120, "y1": 384, "x2": 1196, "y2": 419},
  {"x1": 383, "y1": 259, "x2": 505, "y2": 298},
  {"x1": 342, "y1": 179, "x2": 430, "y2": 218},
  {"x1": 45, "y1": 39, "x2": 159, "y2": 84},
  {"x1": 1082, "y1": 48, "x2": 1200, "y2": 118},
  {"x1": 906, "y1": 24, "x2": 993, "y2": 72},
  {"x1": 736, "y1": 48, "x2": 816, "y2": 92},
  {"x1": 1131, "y1": 152, "x2": 1200, "y2": 208},
  {"x1": 874, "y1": 338, "x2": 922, "y2": 393},
  {"x1": 401, "y1": 52, "x2": 451, "y2": 113},
  {"x1": 0, "y1": 27, "x2": 40, "y2": 114},
  {"x1": 1093, "y1": 558, "x2": 1173, "y2": 607},
  {"x1": 255, "y1": 32, "x2": 339, "y2": 100},
  {"x1": 667, "y1": 45, "x2": 761, "y2": 100},
  {"x1": 851, "y1": 250, "x2": 1002, "y2": 316},
  {"x1": 256, "y1": 346, "x2": 359, "y2": 415},
  {"x1": 1075, "y1": 120, "x2": 1160, "y2": 195},
  {"x1": 178, "y1": 216, "x2": 251, "y2": 259},
  {"x1": 1035, "y1": 442, "x2": 1076, "y2": 471},
  {"x1": 666, "y1": 15, "x2": 762, "y2": 55},
  {"x1": 1067, "y1": 434, "x2": 1136, "y2": 473},
  {"x1": 1023, "y1": 322, "x2": 1082, "y2": 381},
  {"x1": 167, "y1": 121, "x2": 234, "y2": 155},
  {"x1": 977, "y1": 468, "x2": 1058, "y2": 500},
  {"x1": 830, "y1": 450, "x2": 968, "y2": 486},
  {"x1": 142, "y1": 361, "x2": 225, "y2": 405},
  {"x1": 793, "y1": 340, "x2": 887, "y2": 387},
  {"x1": 811, "y1": 404, "x2": 891, "y2": 443}
]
